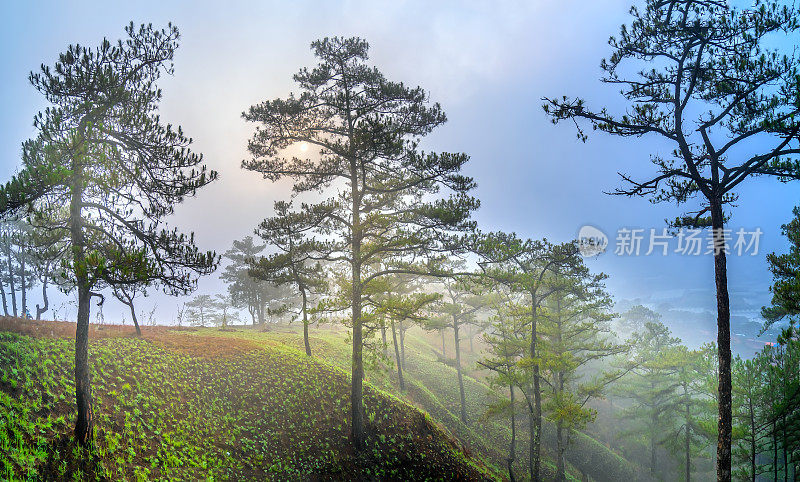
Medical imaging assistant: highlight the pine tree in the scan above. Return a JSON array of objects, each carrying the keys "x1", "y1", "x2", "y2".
[
  {"x1": 433, "y1": 273, "x2": 490, "y2": 424},
  {"x1": 0, "y1": 23, "x2": 217, "y2": 444},
  {"x1": 249, "y1": 201, "x2": 327, "y2": 356},
  {"x1": 185, "y1": 294, "x2": 217, "y2": 327},
  {"x1": 661, "y1": 347, "x2": 709, "y2": 482},
  {"x1": 544, "y1": 4, "x2": 800, "y2": 476},
  {"x1": 615, "y1": 321, "x2": 683, "y2": 475},
  {"x1": 373, "y1": 273, "x2": 438, "y2": 391},
  {"x1": 476, "y1": 233, "x2": 584, "y2": 480},
  {"x1": 732, "y1": 355, "x2": 766, "y2": 482},
  {"x1": 241, "y1": 37, "x2": 478, "y2": 448},
  {"x1": 762, "y1": 206, "x2": 800, "y2": 341},
  {"x1": 480, "y1": 286, "x2": 529, "y2": 482},
  {"x1": 539, "y1": 265, "x2": 625, "y2": 482},
  {"x1": 221, "y1": 236, "x2": 269, "y2": 325}
]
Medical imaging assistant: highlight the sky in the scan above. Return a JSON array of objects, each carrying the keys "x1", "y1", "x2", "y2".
[{"x1": 0, "y1": 1, "x2": 797, "y2": 346}]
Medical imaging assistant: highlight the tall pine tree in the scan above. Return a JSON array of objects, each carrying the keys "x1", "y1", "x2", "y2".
[
  {"x1": 544, "y1": 3, "x2": 800, "y2": 476},
  {"x1": 241, "y1": 37, "x2": 478, "y2": 448}
]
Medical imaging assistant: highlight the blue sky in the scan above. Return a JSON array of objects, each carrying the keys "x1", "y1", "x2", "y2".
[{"x1": 1, "y1": 1, "x2": 797, "y2": 343}]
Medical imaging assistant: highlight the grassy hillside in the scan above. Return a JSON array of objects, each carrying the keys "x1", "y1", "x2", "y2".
[
  {"x1": 0, "y1": 318, "x2": 496, "y2": 481},
  {"x1": 212, "y1": 323, "x2": 645, "y2": 482},
  {"x1": 0, "y1": 316, "x2": 646, "y2": 481}
]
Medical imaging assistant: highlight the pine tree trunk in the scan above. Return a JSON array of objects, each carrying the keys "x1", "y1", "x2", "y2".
[
  {"x1": 773, "y1": 420, "x2": 778, "y2": 482},
  {"x1": 350, "y1": 212, "x2": 365, "y2": 449},
  {"x1": 381, "y1": 319, "x2": 388, "y2": 358},
  {"x1": 651, "y1": 405, "x2": 658, "y2": 475},
  {"x1": 528, "y1": 401, "x2": 536, "y2": 481},
  {"x1": 686, "y1": 416, "x2": 691, "y2": 482},
  {"x1": 0, "y1": 276, "x2": 8, "y2": 316},
  {"x1": 783, "y1": 414, "x2": 788, "y2": 482},
  {"x1": 70, "y1": 154, "x2": 93, "y2": 446},
  {"x1": 530, "y1": 294, "x2": 542, "y2": 481},
  {"x1": 391, "y1": 318, "x2": 404, "y2": 390},
  {"x1": 556, "y1": 420, "x2": 566, "y2": 482},
  {"x1": 128, "y1": 301, "x2": 141, "y2": 337},
  {"x1": 556, "y1": 302, "x2": 566, "y2": 482},
  {"x1": 7, "y1": 246, "x2": 17, "y2": 317},
  {"x1": 20, "y1": 254, "x2": 26, "y2": 317},
  {"x1": 711, "y1": 200, "x2": 732, "y2": 482},
  {"x1": 399, "y1": 322, "x2": 406, "y2": 369},
  {"x1": 257, "y1": 302, "x2": 265, "y2": 325},
  {"x1": 36, "y1": 275, "x2": 48, "y2": 320},
  {"x1": 453, "y1": 317, "x2": 467, "y2": 424},
  {"x1": 74, "y1": 285, "x2": 93, "y2": 444},
  {"x1": 750, "y1": 412, "x2": 756, "y2": 481},
  {"x1": 301, "y1": 287, "x2": 311, "y2": 356},
  {"x1": 441, "y1": 328, "x2": 446, "y2": 357},
  {"x1": 508, "y1": 384, "x2": 516, "y2": 482}
]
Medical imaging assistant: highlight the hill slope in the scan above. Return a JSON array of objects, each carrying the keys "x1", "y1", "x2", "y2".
[
  {"x1": 0, "y1": 318, "x2": 496, "y2": 480},
  {"x1": 214, "y1": 323, "x2": 645, "y2": 481}
]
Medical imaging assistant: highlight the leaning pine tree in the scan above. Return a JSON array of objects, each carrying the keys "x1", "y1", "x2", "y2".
[
  {"x1": 543, "y1": 2, "x2": 800, "y2": 479},
  {"x1": 0, "y1": 23, "x2": 218, "y2": 444},
  {"x1": 242, "y1": 37, "x2": 478, "y2": 449}
]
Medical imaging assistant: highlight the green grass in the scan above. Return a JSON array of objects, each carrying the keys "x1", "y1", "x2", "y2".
[{"x1": 0, "y1": 329, "x2": 496, "y2": 481}]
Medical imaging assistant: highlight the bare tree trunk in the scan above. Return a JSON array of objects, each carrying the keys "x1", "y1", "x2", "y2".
[
  {"x1": 453, "y1": 316, "x2": 467, "y2": 424},
  {"x1": 441, "y1": 328, "x2": 446, "y2": 357},
  {"x1": 711, "y1": 200, "x2": 732, "y2": 482},
  {"x1": 391, "y1": 317, "x2": 404, "y2": 390}
]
